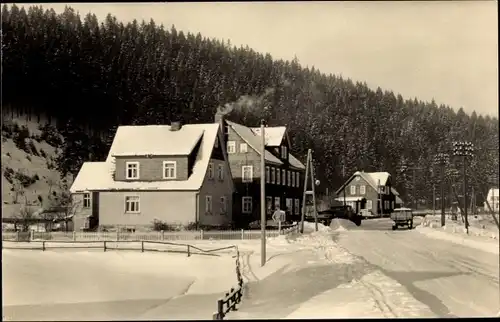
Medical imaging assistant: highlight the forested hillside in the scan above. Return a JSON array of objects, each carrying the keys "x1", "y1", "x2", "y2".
[{"x1": 2, "y1": 4, "x2": 498, "y2": 206}]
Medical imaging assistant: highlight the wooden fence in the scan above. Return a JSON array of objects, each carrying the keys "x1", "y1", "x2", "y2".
[{"x1": 2, "y1": 225, "x2": 299, "y2": 242}]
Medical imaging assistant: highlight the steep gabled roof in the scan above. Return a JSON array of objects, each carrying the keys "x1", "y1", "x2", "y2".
[
  {"x1": 335, "y1": 171, "x2": 391, "y2": 195},
  {"x1": 72, "y1": 123, "x2": 228, "y2": 192},
  {"x1": 250, "y1": 126, "x2": 287, "y2": 146},
  {"x1": 226, "y1": 120, "x2": 283, "y2": 165},
  {"x1": 288, "y1": 153, "x2": 306, "y2": 170}
]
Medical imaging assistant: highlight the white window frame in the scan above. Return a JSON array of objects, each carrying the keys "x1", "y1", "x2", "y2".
[
  {"x1": 281, "y1": 146, "x2": 287, "y2": 158},
  {"x1": 208, "y1": 162, "x2": 214, "y2": 179},
  {"x1": 294, "y1": 199, "x2": 300, "y2": 215},
  {"x1": 281, "y1": 169, "x2": 286, "y2": 185},
  {"x1": 227, "y1": 141, "x2": 236, "y2": 154},
  {"x1": 287, "y1": 171, "x2": 291, "y2": 186},
  {"x1": 242, "y1": 165, "x2": 253, "y2": 183},
  {"x1": 83, "y1": 192, "x2": 91, "y2": 208},
  {"x1": 163, "y1": 161, "x2": 177, "y2": 179},
  {"x1": 366, "y1": 200, "x2": 373, "y2": 210},
  {"x1": 266, "y1": 166, "x2": 270, "y2": 183},
  {"x1": 276, "y1": 168, "x2": 281, "y2": 184},
  {"x1": 124, "y1": 195, "x2": 140, "y2": 214},
  {"x1": 295, "y1": 172, "x2": 300, "y2": 187},
  {"x1": 125, "y1": 162, "x2": 140, "y2": 180},
  {"x1": 242, "y1": 196, "x2": 252, "y2": 214},
  {"x1": 240, "y1": 143, "x2": 248, "y2": 153},
  {"x1": 205, "y1": 195, "x2": 212, "y2": 214},
  {"x1": 291, "y1": 171, "x2": 295, "y2": 187},
  {"x1": 350, "y1": 185, "x2": 356, "y2": 195},
  {"x1": 266, "y1": 196, "x2": 273, "y2": 214},
  {"x1": 360, "y1": 185, "x2": 366, "y2": 195},
  {"x1": 286, "y1": 198, "x2": 293, "y2": 212},
  {"x1": 217, "y1": 164, "x2": 224, "y2": 180},
  {"x1": 274, "y1": 197, "x2": 280, "y2": 210},
  {"x1": 220, "y1": 196, "x2": 227, "y2": 214},
  {"x1": 271, "y1": 167, "x2": 276, "y2": 184}
]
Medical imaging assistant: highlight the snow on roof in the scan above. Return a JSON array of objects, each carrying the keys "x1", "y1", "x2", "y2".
[
  {"x1": 391, "y1": 187, "x2": 400, "y2": 196},
  {"x1": 289, "y1": 153, "x2": 306, "y2": 170},
  {"x1": 395, "y1": 195, "x2": 403, "y2": 203},
  {"x1": 334, "y1": 196, "x2": 366, "y2": 202},
  {"x1": 251, "y1": 126, "x2": 286, "y2": 146},
  {"x1": 107, "y1": 125, "x2": 204, "y2": 159},
  {"x1": 335, "y1": 171, "x2": 391, "y2": 195},
  {"x1": 226, "y1": 121, "x2": 283, "y2": 165},
  {"x1": 72, "y1": 123, "x2": 221, "y2": 192}
]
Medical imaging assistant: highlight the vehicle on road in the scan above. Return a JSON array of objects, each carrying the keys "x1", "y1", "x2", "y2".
[
  {"x1": 314, "y1": 205, "x2": 362, "y2": 226},
  {"x1": 390, "y1": 207, "x2": 413, "y2": 230}
]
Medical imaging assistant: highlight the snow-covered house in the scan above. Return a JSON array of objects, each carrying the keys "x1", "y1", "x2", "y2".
[
  {"x1": 484, "y1": 188, "x2": 499, "y2": 212},
  {"x1": 335, "y1": 171, "x2": 396, "y2": 217},
  {"x1": 70, "y1": 122, "x2": 234, "y2": 231}
]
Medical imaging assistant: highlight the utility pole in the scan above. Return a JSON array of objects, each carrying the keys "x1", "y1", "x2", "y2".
[
  {"x1": 300, "y1": 149, "x2": 318, "y2": 233},
  {"x1": 434, "y1": 153, "x2": 450, "y2": 227},
  {"x1": 432, "y1": 185, "x2": 436, "y2": 216},
  {"x1": 260, "y1": 120, "x2": 266, "y2": 267},
  {"x1": 452, "y1": 141, "x2": 474, "y2": 234}
]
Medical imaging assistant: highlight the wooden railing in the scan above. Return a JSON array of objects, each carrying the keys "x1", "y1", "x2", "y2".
[{"x1": 213, "y1": 286, "x2": 243, "y2": 320}]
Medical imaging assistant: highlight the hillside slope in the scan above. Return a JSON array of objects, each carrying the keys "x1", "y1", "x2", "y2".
[{"x1": 1, "y1": 116, "x2": 70, "y2": 218}]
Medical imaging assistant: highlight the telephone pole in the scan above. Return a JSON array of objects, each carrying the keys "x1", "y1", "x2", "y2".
[
  {"x1": 434, "y1": 153, "x2": 450, "y2": 226},
  {"x1": 260, "y1": 120, "x2": 266, "y2": 267},
  {"x1": 452, "y1": 141, "x2": 475, "y2": 234},
  {"x1": 400, "y1": 165, "x2": 424, "y2": 210}
]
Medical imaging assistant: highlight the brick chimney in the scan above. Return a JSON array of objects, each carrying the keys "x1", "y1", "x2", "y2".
[{"x1": 170, "y1": 121, "x2": 182, "y2": 131}]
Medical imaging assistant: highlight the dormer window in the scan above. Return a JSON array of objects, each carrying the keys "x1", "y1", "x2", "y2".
[
  {"x1": 163, "y1": 161, "x2": 177, "y2": 179},
  {"x1": 240, "y1": 143, "x2": 248, "y2": 153},
  {"x1": 281, "y1": 146, "x2": 288, "y2": 159},
  {"x1": 126, "y1": 162, "x2": 139, "y2": 180}
]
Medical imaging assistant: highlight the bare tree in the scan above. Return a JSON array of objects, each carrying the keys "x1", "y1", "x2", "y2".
[
  {"x1": 45, "y1": 180, "x2": 81, "y2": 232},
  {"x1": 11, "y1": 181, "x2": 24, "y2": 204},
  {"x1": 13, "y1": 202, "x2": 36, "y2": 232}
]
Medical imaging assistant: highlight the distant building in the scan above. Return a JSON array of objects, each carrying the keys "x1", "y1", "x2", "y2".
[
  {"x1": 335, "y1": 171, "x2": 396, "y2": 217},
  {"x1": 70, "y1": 122, "x2": 234, "y2": 231},
  {"x1": 214, "y1": 113, "x2": 306, "y2": 227},
  {"x1": 484, "y1": 188, "x2": 499, "y2": 212}
]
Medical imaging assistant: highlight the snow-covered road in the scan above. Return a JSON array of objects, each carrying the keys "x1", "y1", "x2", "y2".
[{"x1": 334, "y1": 218, "x2": 500, "y2": 317}]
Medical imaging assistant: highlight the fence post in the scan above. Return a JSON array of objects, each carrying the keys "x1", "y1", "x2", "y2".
[
  {"x1": 16, "y1": 231, "x2": 19, "y2": 242},
  {"x1": 30, "y1": 230, "x2": 34, "y2": 241},
  {"x1": 72, "y1": 231, "x2": 76, "y2": 241},
  {"x1": 241, "y1": 229, "x2": 244, "y2": 240},
  {"x1": 103, "y1": 241, "x2": 107, "y2": 252},
  {"x1": 200, "y1": 229, "x2": 204, "y2": 240},
  {"x1": 141, "y1": 241, "x2": 144, "y2": 253},
  {"x1": 116, "y1": 231, "x2": 119, "y2": 241},
  {"x1": 161, "y1": 230, "x2": 164, "y2": 241},
  {"x1": 42, "y1": 241, "x2": 45, "y2": 251},
  {"x1": 187, "y1": 245, "x2": 191, "y2": 257},
  {"x1": 217, "y1": 299, "x2": 224, "y2": 319}
]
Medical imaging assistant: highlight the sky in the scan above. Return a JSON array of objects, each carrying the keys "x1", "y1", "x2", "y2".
[{"x1": 22, "y1": 1, "x2": 498, "y2": 117}]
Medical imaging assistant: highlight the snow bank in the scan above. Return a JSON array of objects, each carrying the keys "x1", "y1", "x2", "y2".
[
  {"x1": 415, "y1": 226, "x2": 499, "y2": 255},
  {"x1": 303, "y1": 221, "x2": 331, "y2": 233},
  {"x1": 286, "y1": 271, "x2": 435, "y2": 318},
  {"x1": 330, "y1": 218, "x2": 358, "y2": 231}
]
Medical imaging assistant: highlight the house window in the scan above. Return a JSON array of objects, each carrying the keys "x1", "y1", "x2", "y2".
[
  {"x1": 83, "y1": 193, "x2": 91, "y2": 208},
  {"x1": 217, "y1": 164, "x2": 224, "y2": 180},
  {"x1": 163, "y1": 161, "x2": 177, "y2": 179},
  {"x1": 208, "y1": 162, "x2": 214, "y2": 179},
  {"x1": 266, "y1": 166, "x2": 270, "y2": 183},
  {"x1": 271, "y1": 167, "x2": 276, "y2": 184},
  {"x1": 242, "y1": 165, "x2": 253, "y2": 183},
  {"x1": 220, "y1": 196, "x2": 227, "y2": 214},
  {"x1": 227, "y1": 141, "x2": 236, "y2": 154},
  {"x1": 240, "y1": 143, "x2": 248, "y2": 153},
  {"x1": 350, "y1": 185, "x2": 356, "y2": 195},
  {"x1": 287, "y1": 171, "x2": 291, "y2": 186},
  {"x1": 286, "y1": 198, "x2": 293, "y2": 213},
  {"x1": 274, "y1": 197, "x2": 281, "y2": 210},
  {"x1": 276, "y1": 168, "x2": 281, "y2": 184},
  {"x1": 360, "y1": 185, "x2": 366, "y2": 195},
  {"x1": 125, "y1": 196, "x2": 140, "y2": 213},
  {"x1": 282, "y1": 169, "x2": 286, "y2": 185},
  {"x1": 214, "y1": 137, "x2": 219, "y2": 148},
  {"x1": 281, "y1": 146, "x2": 287, "y2": 159},
  {"x1": 294, "y1": 199, "x2": 300, "y2": 215},
  {"x1": 378, "y1": 186, "x2": 385, "y2": 194},
  {"x1": 266, "y1": 196, "x2": 273, "y2": 214},
  {"x1": 366, "y1": 200, "x2": 373, "y2": 210},
  {"x1": 242, "y1": 197, "x2": 252, "y2": 214},
  {"x1": 296, "y1": 172, "x2": 300, "y2": 187},
  {"x1": 205, "y1": 195, "x2": 212, "y2": 214},
  {"x1": 291, "y1": 172, "x2": 295, "y2": 187},
  {"x1": 126, "y1": 162, "x2": 139, "y2": 180},
  {"x1": 355, "y1": 176, "x2": 360, "y2": 181}
]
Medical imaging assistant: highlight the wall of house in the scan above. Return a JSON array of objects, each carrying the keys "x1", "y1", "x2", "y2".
[
  {"x1": 97, "y1": 191, "x2": 196, "y2": 230},
  {"x1": 72, "y1": 193, "x2": 93, "y2": 231},
  {"x1": 198, "y1": 158, "x2": 233, "y2": 227},
  {"x1": 114, "y1": 155, "x2": 189, "y2": 181}
]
